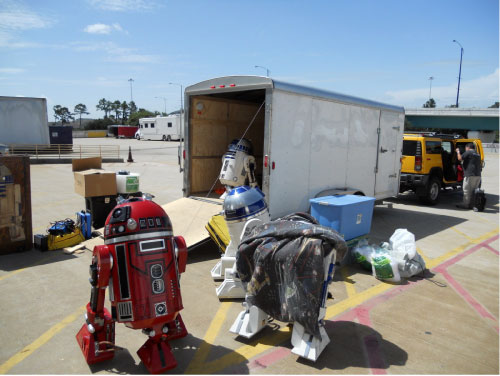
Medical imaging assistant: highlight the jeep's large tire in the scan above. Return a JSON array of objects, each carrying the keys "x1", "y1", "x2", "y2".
[{"x1": 419, "y1": 177, "x2": 440, "y2": 205}]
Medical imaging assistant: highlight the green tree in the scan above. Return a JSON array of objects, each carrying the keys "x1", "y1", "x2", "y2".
[
  {"x1": 74, "y1": 103, "x2": 89, "y2": 128},
  {"x1": 128, "y1": 100, "x2": 137, "y2": 114},
  {"x1": 111, "y1": 100, "x2": 122, "y2": 120},
  {"x1": 96, "y1": 98, "x2": 112, "y2": 118},
  {"x1": 53, "y1": 105, "x2": 62, "y2": 124},
  {"x1": 53, "y1": 105, "x2": 74, "y2": 125},
  {"x1": 423, "y1": 98, "x2": 436, "y2": 108},
  {"x1": 120, "y1": 101, "x2": 129, "y2": 124},
  {"x1": 488, "y1": 102, "x2": 499, "y2": 108},
  {"x1": 128, "y1": 109, "x2": 156, "y2": 126}
]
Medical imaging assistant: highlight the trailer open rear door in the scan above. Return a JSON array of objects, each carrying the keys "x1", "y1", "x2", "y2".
[{"x1": 161, "y1": 197, "x2": 222, "y2": 249}]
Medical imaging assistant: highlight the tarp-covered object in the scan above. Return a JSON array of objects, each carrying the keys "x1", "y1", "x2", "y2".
[{"x1": 236, "y1": 213, "x2": 347, "y2": 337}]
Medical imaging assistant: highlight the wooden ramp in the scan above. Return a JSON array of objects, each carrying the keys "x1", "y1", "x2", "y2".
[{"x1": 161, "y1": 197, "x2": 222, "y2": 249}]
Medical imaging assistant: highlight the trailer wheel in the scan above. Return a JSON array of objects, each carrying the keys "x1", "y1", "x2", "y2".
[
  {"x1": 162, "y1": 135, "x2": 167, "y2": 141},
  {"x1": 166, "y1": 135, "x2": 171, "y2": 141}
]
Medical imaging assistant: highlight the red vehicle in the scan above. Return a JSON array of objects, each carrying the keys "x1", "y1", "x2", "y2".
[
  {"x1": 76, "y1": 197, "x2": 188, "y2": 373},
  {"x1": 117, "y1": 126, "x2": 139, "y2": 138}
]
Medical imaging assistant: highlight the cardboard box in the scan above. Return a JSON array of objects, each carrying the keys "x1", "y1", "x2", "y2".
[{"x1": 73, "y1": 157, "x2": 117, "y2": 197}]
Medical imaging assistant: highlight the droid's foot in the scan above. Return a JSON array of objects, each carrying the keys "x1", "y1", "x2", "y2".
[
  {"x1": 215, "y1": 273, "x2": 245, "y2": 299},
  {"x1": 229, "y1": 305, "x2": 268, "y2": 338},
  {"x1": 210, "y1": 260, "x2": 224, "y2": 280},
  {"x1": 76, "y1": 323, "x2": 115, "y2": 365},
  {"x1": 137, "y1": 338, "x2": 177, "y2": 374},
  {"x1": 290, "y1": 321, "x2": 330, "y2": 362}
]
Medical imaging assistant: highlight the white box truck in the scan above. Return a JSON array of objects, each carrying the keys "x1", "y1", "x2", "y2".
[
  {"x1": 164, "y1": 76, "x2": 404, "y2": 248},
  {"x1": 138, "y1": 115, "x2": 182, "y2": 141}
]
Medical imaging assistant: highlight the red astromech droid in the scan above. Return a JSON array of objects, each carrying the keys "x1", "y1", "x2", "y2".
[{"x1": 76, "y1": 197, "x2": 188, "y2": 374}]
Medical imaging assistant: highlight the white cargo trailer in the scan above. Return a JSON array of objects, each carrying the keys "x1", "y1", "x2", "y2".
[
  {"x1": 138, "y1": 115, "x2": 181, "y2": 141},
  {"x1": 182, "y1": 76, "x2": 404, "y2": 215},
  {"x1": 0, "y1": 96, "x2": 50, "y2": 145},
  {"x1": 165, "y1": 76, "x2": 404, "y2": 248}
]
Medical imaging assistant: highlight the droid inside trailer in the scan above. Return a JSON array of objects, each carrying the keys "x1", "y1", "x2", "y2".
[{"x1": 181, "y1": 76, "x2": 405, "y2": 220}]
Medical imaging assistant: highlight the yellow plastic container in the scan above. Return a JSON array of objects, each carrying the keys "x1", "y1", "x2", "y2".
[
  {"x1": 205, "y1": 214, "x2": 230, "y2": 253},
  {"x1": 47, "y1": 228, "x2": 85, "y2": 251}
]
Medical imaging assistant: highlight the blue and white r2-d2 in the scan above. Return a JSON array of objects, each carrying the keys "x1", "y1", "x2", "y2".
[
  {"x1": 219, "y1": 139, "x2": 258, "y2": 199},
  {"x1": 211, "y1": 186, "x2": 270, "y2": 299}
]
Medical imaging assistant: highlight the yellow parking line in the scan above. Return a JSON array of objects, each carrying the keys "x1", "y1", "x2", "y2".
[
  {"x1": 185, "y1": 301, "x2": 232, "y2": 374},
  {"x1": 426, "y1": 229, "x2": 498, "y2": 269},
  {"x1": 417, "y1": 247, "x2": 431, "y2": 265},
  {"x1": 0, "y1": 305, "x2": 86, "y2": 374},
  {"x1": 450, "y1": 227, "x2": 475, "y2": 242},
  {"x1": 341, "y1": 266, "x2": 357, "y2": 298},
  {"x1": 187, "y1": 326, "x2": 291, "y2": 374}
]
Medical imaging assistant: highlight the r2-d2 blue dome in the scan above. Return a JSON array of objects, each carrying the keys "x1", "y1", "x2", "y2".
[
  {"x1": 223, "y1": 186, "x2": 268, "y2": 222},
  {"x1": 212, "y1": 185, "x2": 271, "y2": 298}
]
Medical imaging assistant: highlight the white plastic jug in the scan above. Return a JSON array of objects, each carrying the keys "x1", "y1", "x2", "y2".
[{"x1": 116, "y1": 171, "x2": 140, "y2": 194}]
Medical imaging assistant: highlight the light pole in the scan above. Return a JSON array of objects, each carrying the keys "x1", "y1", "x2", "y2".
[
  {"x1": 254, "y1": 65, "x2": 270, "y2": 77},
  {"x1": 168, "y1": 82, "x2": 183, "y2": 115},
  {"x1": 128, "y1": 78, "x2": 134, "y2": 102},
  {"x1": 155, "y1": 96, "x2": 167, "y2": 114},
  {"x1": 452, "y1": 40, "x2": 464, "y2": 108},
  {"x1": 428, "y1": 76, "x2": 434, "y2": 101}
]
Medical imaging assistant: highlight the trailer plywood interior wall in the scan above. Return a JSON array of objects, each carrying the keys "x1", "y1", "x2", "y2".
[{"x1": 189, "y1": 92, "x2": 265, "y2": 195}]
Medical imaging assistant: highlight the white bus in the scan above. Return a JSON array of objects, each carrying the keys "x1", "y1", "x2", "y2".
[{"x1": 137, "y1": 115, "x2": 182, "y2": 141}]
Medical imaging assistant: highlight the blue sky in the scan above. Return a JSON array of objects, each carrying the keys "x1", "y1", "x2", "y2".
[{"x1": 1, "y1": 0, "x2": 498, "y2": 121}]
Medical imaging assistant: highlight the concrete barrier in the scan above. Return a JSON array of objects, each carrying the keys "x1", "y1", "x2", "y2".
[{"x1": 87, "y1": 130, "x2": 107, "y2": 138}]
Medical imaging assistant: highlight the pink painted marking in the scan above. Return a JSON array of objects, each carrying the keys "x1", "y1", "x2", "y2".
[
  {"x1": 438, "y1": 269, "x2": 498, "y2": 325},
  {"x1": 354, "y1": 307, "x2": 388, "y2": 375},
  {"x1": 434, "y1": 235, "x2": 499, "y2": 271},
  {"x1": 484, "y1": 244, "x2": 500, "y2": 256},
  {"x1": 248, "y1": 347, "x2": 291, "y2": 370}
]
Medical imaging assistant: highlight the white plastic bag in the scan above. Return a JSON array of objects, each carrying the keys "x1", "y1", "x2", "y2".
[
  {"x1": 399, "y1": 252, "x2": 426, "y2": 278},
  {"x1": 389, "y1": 229, "x2": 416, "y2": 266}
]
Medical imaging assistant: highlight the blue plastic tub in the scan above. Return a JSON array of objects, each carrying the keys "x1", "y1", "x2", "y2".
[{"x1": 309, "y1": 195, "x2": 375, "y2": 240}]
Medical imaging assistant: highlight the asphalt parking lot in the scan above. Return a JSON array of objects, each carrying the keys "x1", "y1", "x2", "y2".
[{"x1": 0, "y1": 137, "x2": 498, "y2": 375}]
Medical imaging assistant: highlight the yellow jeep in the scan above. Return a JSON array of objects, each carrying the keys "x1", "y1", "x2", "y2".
[{"x1": 400, "y1": 132, "x2": 484, "y2": 205}]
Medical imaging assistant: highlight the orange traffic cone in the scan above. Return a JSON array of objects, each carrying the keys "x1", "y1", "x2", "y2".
[{"x1": 127, "y1": 146, "x2": 134, "y2": 162}]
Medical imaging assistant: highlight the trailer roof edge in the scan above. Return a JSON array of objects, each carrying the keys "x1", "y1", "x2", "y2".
[{"x1": 185, "y1": 75, "x2": 404, "y2": 113}]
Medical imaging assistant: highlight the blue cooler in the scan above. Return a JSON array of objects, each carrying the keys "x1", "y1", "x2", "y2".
[{"x1": 309, "y1": 195, "x2": 375, "y2": 240}]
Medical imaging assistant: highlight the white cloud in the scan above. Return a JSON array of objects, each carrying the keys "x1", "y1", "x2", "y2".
[
  {"x1": 0, "y1": 67, "x2": 24, "y2": 73},
  {"x1": 0, "y1": 0, "x2": 52, "y2": 30},
  {"x1": 71, "y1": 41, "x2": 159, "y2": 64},
  {"x1": 386, "y1": 69, "x2": 499, "y2": 108},
  {"x1": 83, "y1": 23, "x2": 126, "y2": 34},
  {"x1": 84, "y1": 23, "x2": 112, "y2": 34},
  {"x1": 87, "y1": 0, "x2": 155, "y2": 12},
  {"x1": 0, "y1": 1, "x2": 53, "y2": 49}
]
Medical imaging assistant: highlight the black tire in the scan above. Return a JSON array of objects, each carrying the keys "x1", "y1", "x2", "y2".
[
  {"x1": 419, "y1": 177, "x2": 440, "y2": 205},
  {"x1": 166, "y1": 135, "x2": 171, "y2": 141},
  {"x1": 136, "y1": 134, "x2": 140, "y2": 140},
  {"x1": 162, "y1": 135, "x2": 167, "y2": 141}
]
